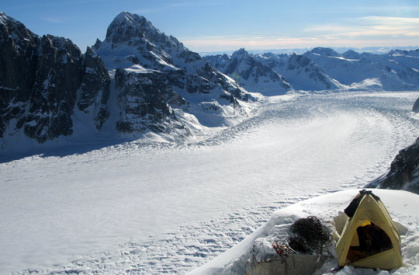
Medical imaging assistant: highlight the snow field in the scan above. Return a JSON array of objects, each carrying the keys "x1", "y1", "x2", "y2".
[{"x1": 0, "y1": 91, "x2": 418, "y2": 274}]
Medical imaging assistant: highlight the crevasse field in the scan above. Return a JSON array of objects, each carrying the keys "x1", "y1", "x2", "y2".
[{"x1": 1, "y1": 91, "x2": 419, "y2": 274}]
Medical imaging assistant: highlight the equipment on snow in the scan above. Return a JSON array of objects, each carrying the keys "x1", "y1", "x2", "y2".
[{"x1": 336, "y1": 190, "x2": 403, "y2": 270}]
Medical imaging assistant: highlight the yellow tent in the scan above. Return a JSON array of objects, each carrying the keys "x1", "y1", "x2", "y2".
[{"x1": 336, "y1": 190, "x2": 403, "y2": 270}]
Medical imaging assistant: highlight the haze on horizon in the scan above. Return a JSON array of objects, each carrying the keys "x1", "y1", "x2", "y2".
[{"x1": 1, "y1": 0, "x2": 419, "y2": 53}]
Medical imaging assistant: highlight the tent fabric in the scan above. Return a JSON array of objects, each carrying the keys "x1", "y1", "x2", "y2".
[
  {"x1": 336, "y1": 190, "x2": 403, "y2": 270},
  {"x1": 344, "y1": 190, "x2": 380, "y2": 218}
]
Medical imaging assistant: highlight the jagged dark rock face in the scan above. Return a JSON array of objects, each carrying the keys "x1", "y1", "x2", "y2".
[
  {"x1": 114, "y1": 68, "x2": 187, "y2": 133},
  {"x1": 367, "y1": 137, "x2": 419, "y2": 194},
  {"x1": 0, "y1": 12, "x2": 39, "y2": 138},
  {"x1": 78, "y1": 47, "x2": 111, "y2": 129},
  {"x1": 0, "y1": 12, "x2": 110, "y2": 143},
  {"x1": 413, "y1": 97, "x2": 419, "y2": 113},
  {"x1": 23, "y1": 35, "x2": 84, "y2": 141}
]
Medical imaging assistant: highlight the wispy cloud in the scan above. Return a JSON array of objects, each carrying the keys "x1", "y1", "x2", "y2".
[
  {"x1": 304, "y1": 16, "x2": 419, "y2": 37},
  {"x1": 180, "y1": 35, "x2": 348, "y2": 52},
  {"x1": 169, "y1": 0, "x2": 224, "y2": 8},
  {"x1": 41, "y1": 16, "x2": 71, "y2": 24},
  {"x1": 183, "y1": 15, "x2": 419, "y2": 52},
  {"x1": 181, "y1": 27, "x2": 419, "y2": 52},
  {"x1": 133, "y1": 9, "x2": 158, "y2": 14}
]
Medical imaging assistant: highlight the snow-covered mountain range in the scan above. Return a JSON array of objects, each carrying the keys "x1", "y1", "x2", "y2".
[
  {"x1": 205, "y1": 47, "x2": 419, "y2": 94},
  {"x1": 93, "y1": 12, "x2": 251, "y2": 134},
  {"x1": 0, "y1": 11, "x2": 252, "y2": 151},
  {"x1": 204, "y1": 49, "x2": 291, "y2": 95},
  {"x1": 1, "y1": 10, "x2": 419, "y2": 153}
]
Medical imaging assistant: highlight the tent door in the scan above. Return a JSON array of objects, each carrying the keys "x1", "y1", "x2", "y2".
[{"x1": 347, "y1": 222, "x2": 393, "y2": 263}]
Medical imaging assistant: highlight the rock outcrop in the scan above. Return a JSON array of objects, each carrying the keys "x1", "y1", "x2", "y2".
[
  {"x1": 114, "y1": 68, "x2": 187, "y2": 134},
  {"x1": 0, "y1": 12, "x2": 110, "y2": 143},
  {"x1": 413, "y1": 97, "x2": 419, "y2": 113},
  {"x1": 367, "y1": 137, "x2": 419, "y2": 194}
]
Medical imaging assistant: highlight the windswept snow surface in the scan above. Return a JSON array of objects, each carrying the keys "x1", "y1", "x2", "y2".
[{"x1": 1, "y1": 91, "x2": 419, "y2": 274}]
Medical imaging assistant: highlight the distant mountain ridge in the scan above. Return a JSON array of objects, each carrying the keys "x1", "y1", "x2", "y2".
[
  {"x1": 205, "y1": 49, "x2": 291, "y2": 96},
  {"x1": 205, "y1": 47, "x2": 419, "y2": 92}
]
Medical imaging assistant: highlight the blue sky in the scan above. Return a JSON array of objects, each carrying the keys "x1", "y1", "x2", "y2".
[{"x1": 1, "y1": 0, "x2": 419, "y2": 53}]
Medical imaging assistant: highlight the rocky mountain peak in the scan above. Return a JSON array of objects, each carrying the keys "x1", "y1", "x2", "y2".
[
  {"x1": 309, "y1": 47, "x2": 339, "y2": 57},
  {"x1": 232, "y1": 48, "x2": 249, "y2": 58},
  {"x1": 288, "y1": 53, "x2": 312, "y2": 68},
  {"x1": 104, "y1": 11, "x2": 180, "y2": 50},
  {"x1": 0, "y1": 11, "x2": 37, "y2": 47},
  {"x1": 95, "y1": 11, "x2": 200, "y2": 72},
  {"x1": 342, "y1": 50, "x2": 361, "y2": 59}
]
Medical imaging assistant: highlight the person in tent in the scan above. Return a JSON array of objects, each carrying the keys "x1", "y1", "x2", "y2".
[{"x1": 336, "y1": 190, "x2": 403, "y2": 270}]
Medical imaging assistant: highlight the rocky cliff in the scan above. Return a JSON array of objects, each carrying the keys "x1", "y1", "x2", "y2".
[
  {"x1": 367, "y1": 137, "x2": 419, "y2": 194},
  {"x1": 0, "y1": 12, "x2": 110, "y2": 143},
  {"x1": 413, "y1": 97, "x2": 419, "y2": 113}
]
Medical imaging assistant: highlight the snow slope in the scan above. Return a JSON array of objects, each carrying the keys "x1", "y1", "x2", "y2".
[{"x1": 0, "y1": 91, "x2": 418, "y2": 274}]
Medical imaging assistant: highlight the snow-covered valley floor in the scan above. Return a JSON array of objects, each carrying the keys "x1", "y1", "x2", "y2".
[{"x1": 1, "y1": 91, "x2": 419, "y2": 274}]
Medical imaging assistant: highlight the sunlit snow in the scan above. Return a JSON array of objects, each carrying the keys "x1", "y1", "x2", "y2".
[{"x1": 1, "y1": 91, "x2": 419, "y2": 274}]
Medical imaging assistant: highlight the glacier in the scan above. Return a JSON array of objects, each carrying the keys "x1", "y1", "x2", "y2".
[{"x1": 1, "y1": 91, "x2": 418, "y2": 274}]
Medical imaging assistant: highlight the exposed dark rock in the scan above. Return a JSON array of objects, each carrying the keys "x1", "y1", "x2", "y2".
[
  {"x1": 367, "y1": 137, "x2": 419, "y2": 194},
  {"x1": 413, "y1": 97, "x2": 419, "y2": 113},
  {"x1": 0, "y1": 12, "x2": 110, "y2": 143},
  {"x1": 114, "y1": 68, "x2": 187, "y2": 134},
  {"x1": 22, "y1": 35, "x2": 84, "y2": 142},
  {"x1": 78, "y1": 47, "x2": 111, "y2": 129}
]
